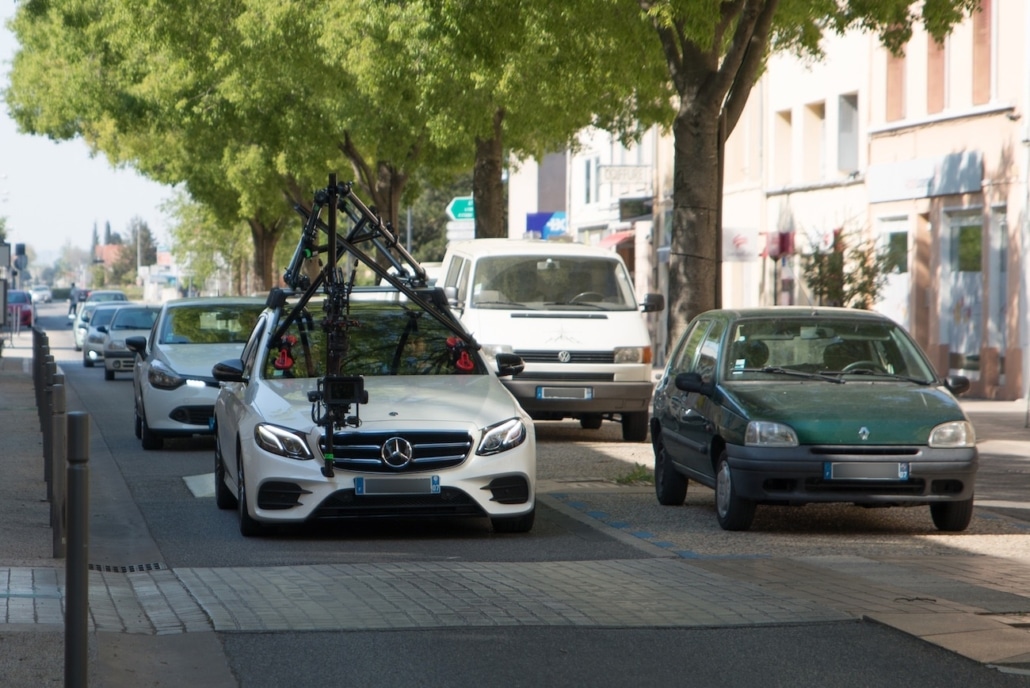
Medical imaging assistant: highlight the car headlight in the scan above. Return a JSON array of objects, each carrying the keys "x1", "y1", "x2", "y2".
[
  {"x1": 745, "y1": 421, "x2": 799, "y2": 447},
  {"x1": 147, "y1": 361, "x2": 185, "y2": 390},
  {"x1": 254, "y1": 423, "x2": 314, "y2": 460},
  {"x1": 928, "y1": 420, "x2": 976, "y2": 448},
  {"x1": 106, "y1": 339, "x2": 127, "y2": 352},
  {"x1": 477, "y1": 418, "x2": 527, "y2": 456},
  {"x1": 614, "y1": 346, "x2": 651, "y2": 364}
]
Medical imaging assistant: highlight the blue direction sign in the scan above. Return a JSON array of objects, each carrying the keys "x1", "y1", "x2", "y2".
[{"x1": 446, "y1": 196, "x2": 475, "y2": 221}]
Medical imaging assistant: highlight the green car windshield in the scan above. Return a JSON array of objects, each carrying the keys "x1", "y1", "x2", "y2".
[{"x1": 724, "y1": 317, "x2": 937, "y2": 383}]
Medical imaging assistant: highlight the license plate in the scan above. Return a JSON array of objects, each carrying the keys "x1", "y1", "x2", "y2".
[
  {"x1": 354, "y1": 476, "x2": 441, "y2": 495},
  {"x1": 537, "y1": 386, "x2": 593, "y2": 400},
  {"x1": 824, "y1": 462, "x2": 910, "y2": 480}
]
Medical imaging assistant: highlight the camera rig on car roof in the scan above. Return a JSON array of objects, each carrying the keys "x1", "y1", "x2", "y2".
[{"x1": 271, "y1": 173, "x2": 479, "y2": 477}]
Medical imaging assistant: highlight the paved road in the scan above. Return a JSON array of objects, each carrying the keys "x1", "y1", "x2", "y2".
[{"x1": 3, "y1": 304, "x2": 1030, "y2": 687}]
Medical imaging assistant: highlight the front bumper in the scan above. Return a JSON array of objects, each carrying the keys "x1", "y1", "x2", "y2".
[
  {"x1": 104, "y1": 352, "x2": 135, "y2": 371},
  {"x1": 503, "y1": 379, "x2": 654, "y2": 416},
  {"x1": 142, "y1": 381, "x2": 221, "y2": 435},
  {"x1": 241, "y1": 436, "x2": 536, "y2": 525},
  {"x1": 725, "y1": 444, "x2": 978, "y2": 505}
]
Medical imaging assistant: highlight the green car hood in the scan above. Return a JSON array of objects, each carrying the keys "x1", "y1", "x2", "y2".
[{"x1": 722, "y1": 382, "x2": 968, "y2": 445}]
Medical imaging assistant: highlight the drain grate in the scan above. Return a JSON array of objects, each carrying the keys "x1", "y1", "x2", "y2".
[{"x1": 88, "y1": 562, "x2": 164, "y2": 573}]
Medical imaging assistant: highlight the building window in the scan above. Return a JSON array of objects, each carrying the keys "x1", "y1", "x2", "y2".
[
  {"x1": 803, "y1": 101, "x2": 825, "y2": 182},
  {"x1": 927, "y1": 38, "x2": 945, "y2": 114},
  {"x1": 886, "y1": 232, "x2": 908, "y2": 274},
  {"x1": 583, "y1": 156, "x2": 600, "y2": 204},
  {"x1": 951, "y1": 219, "x2": 983, "y2": 272},
  {"x1": 972, "y1": 0, "x2": 992, "y2": 105},
  {"x1": 837, "y1": 94, "x2": 858, "y2": 173},
  {"x1": 886, "y1": 50, "x2": 906, "y2": 121},
  {"x1": 773, "y1": 109, "x2": 792, "y2": 186}
]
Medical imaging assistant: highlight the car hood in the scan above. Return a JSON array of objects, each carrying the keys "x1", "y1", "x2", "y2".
[
  {"x1": 721, "y1": 381, "x2": 968, "y2": 444},
  {"x1": 157, "y1": 344, "x2": 248, "y2": 380},
  {"x1": 252, "y1": 375, "x2": 524, "y2": 432}
]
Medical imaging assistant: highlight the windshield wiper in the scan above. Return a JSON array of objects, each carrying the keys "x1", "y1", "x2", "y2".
[
  {"x1": 828, "y1": 368, "x2": 932, "y2": 385},
  {"x1": 746, "y1": 366, "x2": 845, "y2": 384}
]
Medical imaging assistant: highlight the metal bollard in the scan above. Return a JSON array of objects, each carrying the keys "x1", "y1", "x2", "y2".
[
  {"x1": 51, "y1": 381, "x2": 67, "y2": 558},
  {"x1": 43, "y1": 361, "x2": 56, "y2": 492},
  {"x1": 65, "y1": 412, "x2": 90, "y2": 688}
]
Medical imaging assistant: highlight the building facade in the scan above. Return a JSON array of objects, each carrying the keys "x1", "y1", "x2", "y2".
[{"x1": 508, "y1": 0, "x2": 1028, "y2": 399}]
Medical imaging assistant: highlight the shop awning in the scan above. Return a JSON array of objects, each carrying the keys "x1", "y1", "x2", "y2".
[{"x1": 599, "y1": 229, "x2": 636, "y2": 248}]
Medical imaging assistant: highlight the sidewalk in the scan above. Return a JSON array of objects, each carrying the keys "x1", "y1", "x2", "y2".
[{"x1": 3, "y1": 343, "x2": 1030, "y2": 685}]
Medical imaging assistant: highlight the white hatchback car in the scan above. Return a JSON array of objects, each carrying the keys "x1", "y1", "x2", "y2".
[
  {"x1": 126, "y1": 297, "x2": 265, "y2": 450},
  {"x1": 211, "y1": 287, "x2": 536, "y2": 536}
]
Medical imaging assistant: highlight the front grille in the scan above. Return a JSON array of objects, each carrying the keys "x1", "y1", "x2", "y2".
[
  {"x1": 515, "y1": 350, "x2": 615, "y2": 364},
  {"x1": 169, "y1": 405, "x2": 215, "y2": 426},
  {"x1": 803, "y1": 478, "x2": 926, "y2": 495},
  {"x1": 810, "y1": 446, "x2": 920, "y2": 457},
  {"x1": 510, "y1": 372, "x2": 615, "y2": 382},
  {"x1": 312, "y1": 487, "x2": 483, "y2": 519},
  {"x1": 322, "y1": 431, "x2": 473, "y2": 473}
]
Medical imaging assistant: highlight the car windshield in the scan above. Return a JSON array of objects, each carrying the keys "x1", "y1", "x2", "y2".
[
  {"x1": 8, "y1": 291, "x2": 30, "y2": 304},
  {"x1": 264, "y1": 299, "x2": 488, "y2": 379},
  {"x1": 90, "y1": 307, "x2": 120, "y2": 328},
  {"x1": 723, "y1": 316, "x2": 937, "y2": 383},
  {"x1": 469, "y1": 255, "x2": 637, "y2": 310},
  {"x1": 111, "y1": 307, "x2": 159, "y2": 331},
  {"x1": 159, "y1": 303, "x2": 263, "y2": 344}
]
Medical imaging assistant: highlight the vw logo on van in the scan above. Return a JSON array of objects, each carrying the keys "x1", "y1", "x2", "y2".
[{"x1": 557, "y1": 350, "x2": 572, "y2": 363}]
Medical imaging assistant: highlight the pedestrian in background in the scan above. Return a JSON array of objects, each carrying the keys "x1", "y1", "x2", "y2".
[{"x1": 68, "y1": 283, "x2": 78, "y2": 319}]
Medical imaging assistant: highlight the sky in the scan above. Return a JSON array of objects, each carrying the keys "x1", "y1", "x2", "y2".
[{"x1": 0, "y1": 3, "x2": 174, "y2": 266}]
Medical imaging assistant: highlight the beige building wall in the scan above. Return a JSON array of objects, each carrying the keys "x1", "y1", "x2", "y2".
[{"x1": 720, "y1": 0, "x2": 1029, "y2": 399}]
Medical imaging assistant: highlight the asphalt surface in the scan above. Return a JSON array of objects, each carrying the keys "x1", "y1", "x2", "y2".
[{"x1": 4, "y1": 309, "x2": 1030, "y2": 686}]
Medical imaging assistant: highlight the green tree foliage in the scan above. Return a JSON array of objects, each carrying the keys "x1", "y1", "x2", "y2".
[
  {"x1": 799, "y1": 228, "x2": 891, "y2": 310},
  {"x1": 109, "y1": 217, "x2": 157, "y2": 285}
]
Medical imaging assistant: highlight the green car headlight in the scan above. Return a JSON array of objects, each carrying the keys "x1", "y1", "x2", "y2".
[
  {"x1": 254, "y1": 423, "x2": 314, "y2": 460},
  {"x1": 928, "y1": 420, "x2": 975, "y2": 448},
  {"x1": 745, "y1": 421, "x2": 798, "y2": 447}
]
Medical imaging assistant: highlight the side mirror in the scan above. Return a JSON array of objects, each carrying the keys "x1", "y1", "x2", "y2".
[
  {"x1": 641, "y1": 293, "x2": 665, "y2": 313},
  {"x1": 495, "y1": 353, "x2": 525, "y2": 377},
  {"x1": 212, "y1": 358, "x2": 246, "y2": 383},
  {"x1": 674, "y1": 371, "x2": 712, "y2": 395},
  {"x1": 125, "y1": 336, "x2": 147, "y2": 356},
  {"x1": 97, "y1": 325, "x2": 109, "y2": 334},
  {"x1": 945, "y1": 374, "x2": 970, "y2": 396},
  {"x1": 443, "y1": 285, "x2": 460, "y2": 309}
]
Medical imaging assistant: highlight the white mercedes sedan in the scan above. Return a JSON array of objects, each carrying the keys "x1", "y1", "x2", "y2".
[{"x1": 210, "y1": 287, "x2": 536, "y2": 536}]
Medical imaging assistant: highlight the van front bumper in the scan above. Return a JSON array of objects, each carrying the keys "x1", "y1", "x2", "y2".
[{"x1": 502, "y1": 379, "x2": 654, "y2": 415}]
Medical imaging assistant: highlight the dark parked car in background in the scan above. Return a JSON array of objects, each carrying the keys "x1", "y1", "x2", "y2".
[{"x1": 651, "y1": 307, "x2": 977, "y2": 532}]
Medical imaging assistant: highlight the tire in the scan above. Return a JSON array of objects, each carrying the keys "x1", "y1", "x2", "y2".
[
  {"x1": 579, "y1": 414, "x2": 603, "y2": 430},
  {"x1": 237, "y1": 454, "x2": 264, "y2": 536},
  {"x1": 83, "y1": 351, "x2": 94, "y2": 368},
  {"x1": 621, "y1": 411, "x2": 649, "y2": 442},
  {"x1": 715, "y1": 452, "x2": 755, "y2": 531},
  {"x1": 140, "y1": 413, "x2": 163, "y2": 450},
  {"x1": 104, "y1": 368, "x2": 115, "y2": 381},
  {"x1": 930, "y1": 497, "x2": 974, "y2": 532},
  {"x1": 491, "y1": 507, "x2": 535, "y2": 534},
  {"x1": 133, "y1": 407, "x2": 142, "y2": 439},
  {"x1": 654, "y1": 439, "x2": 688, "y2": 506},
  {"x1": 214, "y1": 432, "x2": 237, "y2": 510}
]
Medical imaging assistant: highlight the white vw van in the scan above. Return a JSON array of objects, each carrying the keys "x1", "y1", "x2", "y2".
[{"x1": 439, "y1": 238, "x2": 664, "y2": 441}]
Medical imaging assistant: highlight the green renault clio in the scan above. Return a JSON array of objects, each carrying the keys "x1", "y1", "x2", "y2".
[{"x1": 651, "y1": 307, "x2": 977, "y2": 532}]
